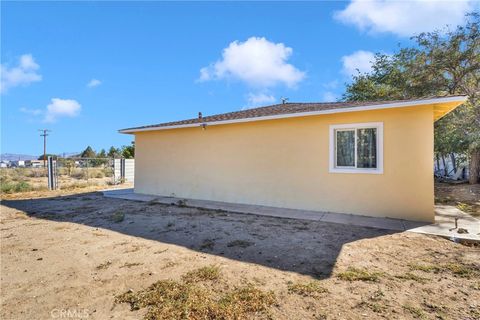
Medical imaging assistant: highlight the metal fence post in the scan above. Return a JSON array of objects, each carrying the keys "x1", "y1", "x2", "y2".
[
  {"x1": 86, "y1": 158, "x2": 89, "y2": 181},
  {"x1": 121, "y1": 158, "x2": 126, "y2": 183},
  {"x1": 47, "y1": 156, "x2": 57, "y2": 190}
]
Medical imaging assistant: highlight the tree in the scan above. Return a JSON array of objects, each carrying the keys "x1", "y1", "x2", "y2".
[
  {"x1": 88, "y1": 148, "x2": 108, "y2": 167},
  {"x1": 121, "y1": 142, "x2": 135, "y2": 159},
  {"x1": 343, "y1": 13, "x2": 480, "y2": 183},
  {"x1": 80, "y1": 146, "x2": 96, "y2": 158},
  {"x1": 38, "y1": 154, "x2": 57, "y2": 160},
  {"x1": 107, "y1": 146, "x2": 121, "y2": 158},
  {"x1": 97, "y1": 149, "x2": 107, "y2": 158},
  {"x1": 57, "y1": 158, "x2": 75, "y2": 175}
]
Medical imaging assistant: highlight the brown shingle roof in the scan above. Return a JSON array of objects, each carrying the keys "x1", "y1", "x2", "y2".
[{"x1": 119, "y1": 96, "x2": 467, "y2": 133}]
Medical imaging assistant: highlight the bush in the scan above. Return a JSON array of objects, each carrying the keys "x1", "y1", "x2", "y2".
[
  {"x1": 7, "y1": 169, "x2": 23, "y2": 181},
  {"x1": 70, "y1": 169, "x2": 87, "y2": 179},
  {"x1": 15, "y1": 181, "x2": 33, "y2": 192},
  {"x1": 1, "y1": 182, "x2": 14, "y2": 193},
  {"x1": 60, "y1": 182, "x2": 89, "y2": 190},
  {"x1": 103, "y1": 168, "x2": 113, "y2": 177},
  {"x1": 70, "y1": 169, "x2": 105, "y2": 179},
  {"x1": 0, "y1": 173, "x2": 9, "y2": 184},
  {"x1": 57, "y1": 167, "x2": 69, "y2": 176},
  {"x1": 91, "y1": 170, "x2": 105, "y2": 179},
  {"x1": 25, "y1": 168, "x2": 48, "y2": 178},
  {"x1": 1, "y1": 181, "x2": 33, "y2": 194}
]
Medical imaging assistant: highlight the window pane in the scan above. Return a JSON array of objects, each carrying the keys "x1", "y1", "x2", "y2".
[
  {"x1": 357, "y1": 128, "x2": 377, "y2": 168},
  {"x1": 336, "y1": 130, "x2": 355, "y2": 167}
]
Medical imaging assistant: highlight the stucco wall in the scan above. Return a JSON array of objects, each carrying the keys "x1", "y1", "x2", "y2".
[{"x1": 134, "y1": 105, "x2": 434, "y2": 222}]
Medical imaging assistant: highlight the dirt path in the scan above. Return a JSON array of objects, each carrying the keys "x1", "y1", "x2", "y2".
[{"x1": 1, "y1": 191, "x2": 479, "y2": 319}]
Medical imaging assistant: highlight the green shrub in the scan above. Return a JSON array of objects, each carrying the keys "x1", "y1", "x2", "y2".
[
  {"x1": 1, "y1": 182, "x2": 14, "y2": 193},
  {"x1": 1, "y1": 181, "x2": 33, "y2": 194},
  {"x1": 15, "y1": 181, "x2": 33, "y2": 192}
]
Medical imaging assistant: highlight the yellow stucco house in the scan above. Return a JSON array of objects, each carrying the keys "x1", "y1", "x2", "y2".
[{"x1": 120, "y1": 96, "x2": 467, "y2": 222}]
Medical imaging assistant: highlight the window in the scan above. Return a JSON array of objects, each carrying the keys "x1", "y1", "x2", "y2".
[{"x1": 329, "y1": 122, "x2": 383, "y2": 174}]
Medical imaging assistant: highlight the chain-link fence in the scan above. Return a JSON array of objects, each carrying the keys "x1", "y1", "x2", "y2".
[
  {"x1": 1, "y1": 157, "x2": 133, "y2": 194},
  {"x1": 55, "y1": 157, "x2": 115, "y2": 188}
]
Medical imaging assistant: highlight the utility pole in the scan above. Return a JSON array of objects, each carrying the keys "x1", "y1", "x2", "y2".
[{"x1": 38, "y1": 129, "x2": 51, "y2": 168}]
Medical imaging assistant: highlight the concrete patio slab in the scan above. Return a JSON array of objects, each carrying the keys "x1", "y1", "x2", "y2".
[
  {"x1": 408, "y1": 205, "x2": 480, "y2": 242},
  {"x1": 103, "y1": 188, "x2": 479, "y2": 242}
]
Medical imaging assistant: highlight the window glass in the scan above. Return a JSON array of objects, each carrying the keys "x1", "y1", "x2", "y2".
[
  {"x1": 357, "y1": 128, "x2": 377, "y2": 168},
  {"x1": 336, "y1": 130, "x2": 355, "y2": 167}
]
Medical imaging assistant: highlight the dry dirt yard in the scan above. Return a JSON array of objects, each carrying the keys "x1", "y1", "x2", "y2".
[
  {"x1": 1, "y1": 190, "x2": 479, "y2": 320},
  {"x1": 435, "y1": 182, "x2": 480, "y2": 217}
]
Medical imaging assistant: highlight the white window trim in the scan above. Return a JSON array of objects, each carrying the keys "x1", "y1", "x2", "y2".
[{"x1": 329, "y1": 122, "x2": 384, "y2": 174}]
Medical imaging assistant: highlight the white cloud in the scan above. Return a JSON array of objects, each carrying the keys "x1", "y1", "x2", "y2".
[
  {"x1": 20, "y1": 98, "x2": 82, "y2": 123},
  {"x1": 244, "y1": 92, "x2": 276, "y2": 109},
  {"x1": 341, "y1": 50, "x2": 376, "y2": 76},
  {"x1": 44, "y1": 98, "x2": 82, "y2": 123},
  {"x1": 199, "y1": 68, "x2": 211, "y2": 82},
  {"x1": 20, "y1": 107, "x2": 43, "y2": 116},
  {"x1": 19, "y1": 55, "x2": 39, "y2": 70},
  {"x1": 335, "y1": 0, "x2": 478, "y2": 37},
  {"x1": 87, "y1": 78, "x2": 102, "y2": 88},
  {"x1": 198, "y1": 37, "x2": 305, "y2": 88},
  {"x1": 321, "y1": 91, "x2": 338, "y2": 102},
  {"x1": 1, "y1": 54, "x2": 42, "y2": 93}
]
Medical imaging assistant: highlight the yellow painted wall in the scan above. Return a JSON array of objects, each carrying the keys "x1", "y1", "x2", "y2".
[{"x1": 134, "y1": 105, "x2": 435, "y2": 222}]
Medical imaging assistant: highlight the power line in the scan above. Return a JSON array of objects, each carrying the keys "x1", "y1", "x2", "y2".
[{"x1": 38, "y1": 129, "x2": 51, "y2": 168}]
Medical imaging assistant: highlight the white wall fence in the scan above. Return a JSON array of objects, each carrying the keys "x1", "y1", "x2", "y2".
[
  {"x1": 114, "y1": 159, "x2": 135, "y2": 183},
  {"x1": 46, "y1": 157, "x2": 135, "y2": 190}
]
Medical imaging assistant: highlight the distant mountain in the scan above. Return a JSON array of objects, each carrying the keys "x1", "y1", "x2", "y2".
[
  {"x1": 0, "y1": 153, "x2": 38, "y2": 161},
  {"x1": 0, "y1": 152, "x2": 82, "y2": 161}
]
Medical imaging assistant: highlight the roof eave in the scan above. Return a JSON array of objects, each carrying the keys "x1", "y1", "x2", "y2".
[{"x1": 119, "y1": 95, "x2": 468, "y2": 134}]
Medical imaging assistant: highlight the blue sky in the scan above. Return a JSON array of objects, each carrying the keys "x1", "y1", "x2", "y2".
[{"x1": 1, "y1": 1, "x2": 477, "y2": 156}]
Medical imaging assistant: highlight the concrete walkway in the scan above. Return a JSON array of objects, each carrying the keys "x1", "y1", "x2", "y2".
[
  {"x1": 410, "y1": 205, "x2": 480, "y2": 242},
  {"x1": 103, "y1": 188, "x2": 479, "y2": 242}
]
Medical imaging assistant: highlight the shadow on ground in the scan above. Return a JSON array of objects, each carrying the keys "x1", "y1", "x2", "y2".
[{"x1": 2, "y1": 191, "x2": 398, "y2": 279}]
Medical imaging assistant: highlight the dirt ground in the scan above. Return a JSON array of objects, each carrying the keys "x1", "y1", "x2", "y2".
[
  {"x1": 1, "y1": 190, "x2": 479, "y2": 320},
  {"x1": 435, "y1": 182, "x2": 480, "y2": 216}
]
